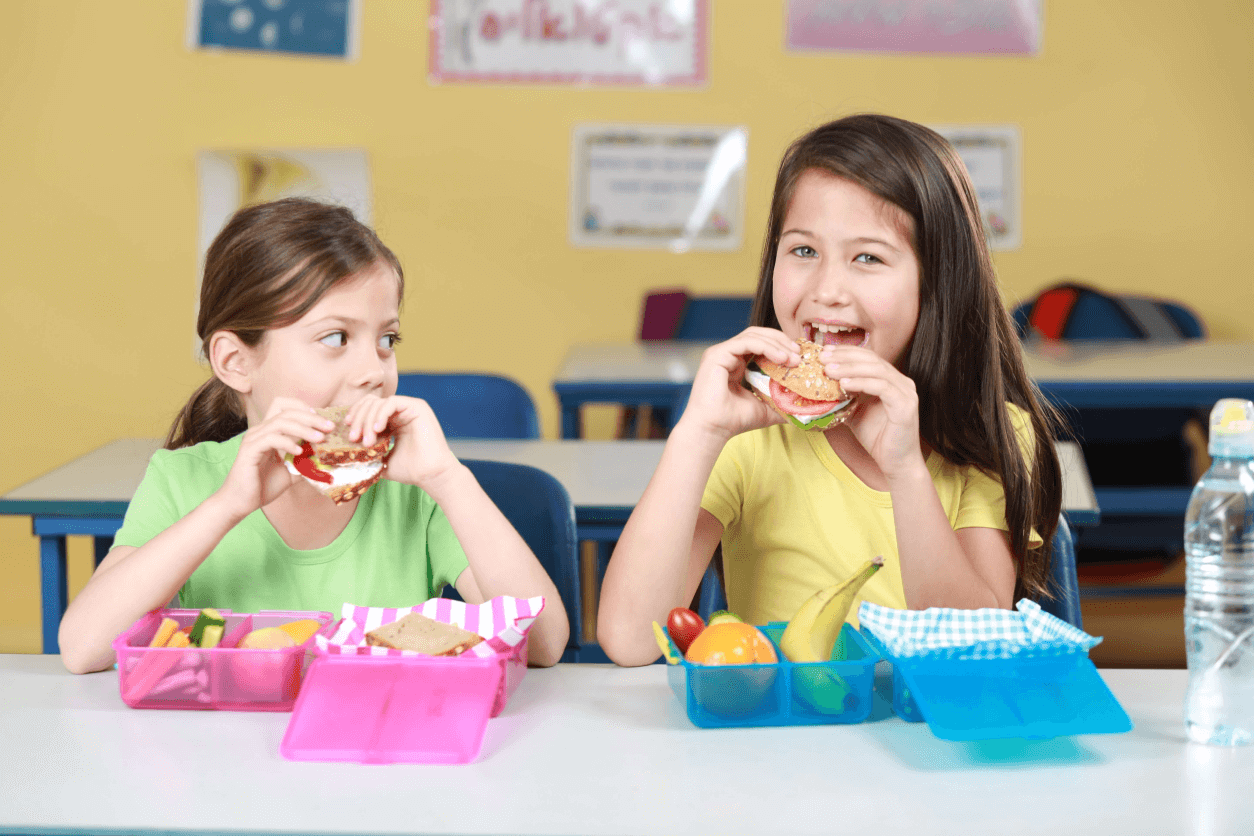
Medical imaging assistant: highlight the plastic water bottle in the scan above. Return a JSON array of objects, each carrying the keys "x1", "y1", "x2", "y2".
[{"x1": 1183, "y1": 398, "x2": 1254, "y2": 746}]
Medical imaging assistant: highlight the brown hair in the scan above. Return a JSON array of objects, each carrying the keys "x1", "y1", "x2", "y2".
[
  {"x1": 751, "y1": 114, "x2": 1064, "y2": 602},
  {"x1": 166, "y1": 198, "x2": 404, "y2": 450}
]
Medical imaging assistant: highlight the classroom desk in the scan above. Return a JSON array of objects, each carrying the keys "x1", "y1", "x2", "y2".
[
  {"x1": 0, "y1": 438, "x2": 1098, "y2": 655},
  {"x1": 1022, "y1": 339, "x2": 1254, "y2": 409},
  {"x1": 2, "y1": 655, "x2": 1250, "y2": 836},
  {"x1": 554, "y1": 339, "x2": 1254, "y2": 435}
]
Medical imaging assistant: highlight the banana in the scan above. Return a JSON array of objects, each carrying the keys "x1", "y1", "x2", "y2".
[{"x1": 779, "y1": 556, "x2": 885, "y2": 663}]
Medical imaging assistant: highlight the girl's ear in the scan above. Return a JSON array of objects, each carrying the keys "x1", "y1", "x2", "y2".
[{"x1": 208, "y1": 331, "x2": 254, "y2": 395}]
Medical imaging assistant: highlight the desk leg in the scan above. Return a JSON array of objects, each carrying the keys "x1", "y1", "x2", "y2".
[
  {"x1": 561, "y1": 402, "x2": 582, "y2": 439},
  {"x1": 39, "y1": 535, "x2": 68, "y2": 655},
  {"x1": 94, "y1": 535, "x2": 114, "y2": 567}
]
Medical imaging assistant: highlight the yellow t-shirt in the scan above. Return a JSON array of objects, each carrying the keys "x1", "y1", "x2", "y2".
[{"x1": 700, "y1": 405, "x2": 1039, "y2": 628}]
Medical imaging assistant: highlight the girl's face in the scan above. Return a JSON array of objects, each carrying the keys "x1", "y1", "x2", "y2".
[
  {"x1": 772, "y1": 169, "x2": 920, "y2": 366},
  {"x1": 242, "y1": 260, "x2": 402, "y2": 423}
]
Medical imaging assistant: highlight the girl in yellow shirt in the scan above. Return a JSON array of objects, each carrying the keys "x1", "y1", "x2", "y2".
[{"x1": 598, "y1": 114, "x2": 1063, "y2": 666}]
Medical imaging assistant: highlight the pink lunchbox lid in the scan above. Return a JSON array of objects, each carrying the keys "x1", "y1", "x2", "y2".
[{"x1": 280, "y1": 653, "x2": 502, "y2": 764}]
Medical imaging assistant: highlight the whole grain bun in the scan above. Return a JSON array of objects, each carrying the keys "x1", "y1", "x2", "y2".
[
  {"x1": 754, "y1": 339, "x2": 849, "y2": 401},
  {"x1": 312, "y1": 405, "x2": 391, "y2": 466}
]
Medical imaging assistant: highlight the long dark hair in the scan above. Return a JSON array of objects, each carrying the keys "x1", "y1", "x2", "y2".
[
  {"x1": 751, "y1": 114, "x2": 1063, "y2": 602},
  {"x1": 166, "y1": 198, "x2": 404, "y2": 450}
]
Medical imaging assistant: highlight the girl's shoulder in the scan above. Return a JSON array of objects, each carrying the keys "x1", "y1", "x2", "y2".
[{"x1": 149, "y1": 434, "x2": 243, "y2": 475}]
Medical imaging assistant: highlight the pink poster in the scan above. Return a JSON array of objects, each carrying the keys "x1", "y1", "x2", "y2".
[
  {"x1": 430, "y1": 0, "x2": 708, "y2": 85},
  {"x1": 786, "y1": 0, "x2": 1041, "y2": 56}
]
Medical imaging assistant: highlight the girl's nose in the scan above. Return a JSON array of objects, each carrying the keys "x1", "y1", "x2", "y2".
[
  {"x1": 812, "y1": 263, "x2": 853, "y2": 307},
  {"x1": 354, "y1": 345, "x2": 388, "y2": 389}
]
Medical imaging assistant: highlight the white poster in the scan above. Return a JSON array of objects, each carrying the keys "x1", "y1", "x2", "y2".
[
  {"x1": 430, "y1": 0, "x2": 707, "y2": 85},
  {"x1": 934, "y1": 125, "x2": 1022, "y2": 251},
  {"x1": 569, "y1": 123, "x2": 746, "y2": 252}
]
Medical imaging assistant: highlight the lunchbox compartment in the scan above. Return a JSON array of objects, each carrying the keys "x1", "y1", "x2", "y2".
[
  {"x1": 112, "y1": 609, "x2": 335, "y2": 711},
  {"x1": 665, "y1": 622, "x2": 879, "y2": 728}
]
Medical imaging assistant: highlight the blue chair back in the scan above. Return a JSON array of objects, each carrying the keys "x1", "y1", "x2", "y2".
[
  {"x1": 696, "y1": 513, "x2": 1083, "y2": 630},
  {"x1": 673, "y1": 296, "x2": 754, "y2": 341},
  {"x1": 1040, "y1": 515, "x2": 1083, "y2": 629},
  {"x1": 460, "y1": 460, "x2": 584, "y2": 663},
  {"x1": 396, "y1": 373, "x2": 540, "y2": 439}
]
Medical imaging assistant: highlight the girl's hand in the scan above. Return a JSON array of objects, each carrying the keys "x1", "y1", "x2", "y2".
[
  {"x1": 679, "y1": 327, "x2": 802, "y2": 440},
  {"x1": 820, "y1": 345, "x2": 924, "y2": 479},
  {"x1": 345, "y1": 395, "x2": 460, "y2": 489},
  {"x1": 217, "y1": 398, "x2": 336, "y2": 517}
]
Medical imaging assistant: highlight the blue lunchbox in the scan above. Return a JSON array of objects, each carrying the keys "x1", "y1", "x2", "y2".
[
  {"x1": 664, "y1": 623, "x2": 880, "y2": 728},
  {"x1": 859, "y1": 628, "x2": 1133, "y2": 740}
]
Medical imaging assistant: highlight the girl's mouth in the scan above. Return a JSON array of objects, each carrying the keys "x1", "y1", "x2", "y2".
[{"x1": 804, "y1": 322, "x2": 868, "y2": 347}]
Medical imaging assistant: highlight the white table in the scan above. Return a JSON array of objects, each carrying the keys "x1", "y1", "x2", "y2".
[
  {"x1": 0, "y1": 438, "x2": 1098, "y2": 655},
  {"x1": 1, "y1": 655, "x2": 1249, "y2": 836}
]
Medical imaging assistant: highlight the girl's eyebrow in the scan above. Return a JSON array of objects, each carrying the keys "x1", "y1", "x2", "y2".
[
  {"x1": 782, "y1": 228, "x2": 903, "y2": 254},
  {"x1": 307, "y1": 315, "x2": 401, "y2": 329},
  {"x1": 849, "y1": 236, "x2": 903, "y2": 254}
]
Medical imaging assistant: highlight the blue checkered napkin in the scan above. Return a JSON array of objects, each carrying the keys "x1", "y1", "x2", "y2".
[{"x1": 857, "y1": 599, "x2": 1101, "y2": 661}]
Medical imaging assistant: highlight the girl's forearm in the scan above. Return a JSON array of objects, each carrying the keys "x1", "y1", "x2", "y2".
[
  {"x1": 597, "y1": 420, "x2": 727, "y2": 664},
  {"x1": 423, "y1": 464, "x2": 570, "y2": 667},
  {"x1": 58, "y1": 492, "x2": 247, "y2": 674},
  {"x1": 887, "y1": 465, "x2": 1003, "y2": 610}
]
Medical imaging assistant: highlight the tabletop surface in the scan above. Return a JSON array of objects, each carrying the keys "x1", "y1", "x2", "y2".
[
  {"x1": 0, "y1": 438, "x2": 1098, "y2": 517},
  {"x1": 2, "y1": 655, "x2": 1250, "y2": 836},
  {"x1": 554, "y1": 339, "x2": 1254, "y2": 384}
]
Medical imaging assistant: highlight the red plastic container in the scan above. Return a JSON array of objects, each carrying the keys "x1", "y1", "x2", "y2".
[{"x1": 112, "y1": 608, "x2": 335, "y2": 711}]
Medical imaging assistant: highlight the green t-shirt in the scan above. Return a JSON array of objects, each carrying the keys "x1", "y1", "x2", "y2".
[{"x1": 112, "y1": 434, "x2": 470, "y2": 615}]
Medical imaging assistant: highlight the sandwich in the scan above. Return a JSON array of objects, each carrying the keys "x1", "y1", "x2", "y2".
[
  {"x1": 744, "y1": 339, "x2": 857, "y2": 430},
  {"x1": 283, "y1": 405, "x2": 393, "y2": 504},
  {"x1": 364, "y1": 612, "x2": 484, "y2": 656}
]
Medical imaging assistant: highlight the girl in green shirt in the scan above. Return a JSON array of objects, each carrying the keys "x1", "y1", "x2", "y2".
[{"x1": 60, "y1": 198, "x2": 569, "y2": 673}]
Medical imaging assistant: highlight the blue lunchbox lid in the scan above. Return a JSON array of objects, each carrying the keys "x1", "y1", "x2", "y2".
[{"x1": 860, "y1": 628, "x2": 1133, "y2": 741}]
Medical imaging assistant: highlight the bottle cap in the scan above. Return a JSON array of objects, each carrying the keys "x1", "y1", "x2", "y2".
[{"x1": 1208, "y1": 398, "x2": 1254, "y2": 457}]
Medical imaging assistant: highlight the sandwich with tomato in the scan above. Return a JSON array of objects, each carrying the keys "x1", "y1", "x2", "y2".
[
  {"x1": 744, "y1": 338, "x2": 857, "y2": 430},
  {"x1": 284, "y1": 405, "x2": 393, "y2": 504}
]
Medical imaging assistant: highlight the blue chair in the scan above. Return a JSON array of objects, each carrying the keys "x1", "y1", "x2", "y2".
[
  {"x1": 673, "y1": 296, "x2": 754, "y2": 341},
  {"x1": 695, "y1": 514, "x2": 1084, "y2": 630},
  {"x1": 459, "y1": 459, "x2": 585, "y2": 663},
  {"x1": 396, "y1": 373, "x2": 540, "y2": 439}
]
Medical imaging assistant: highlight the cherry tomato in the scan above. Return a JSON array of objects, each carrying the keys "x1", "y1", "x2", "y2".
[{"x1": 666, "y1": 607, "x2": 706, "y2": 654}]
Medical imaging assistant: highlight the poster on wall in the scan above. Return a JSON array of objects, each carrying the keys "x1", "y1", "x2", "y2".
[
  {"x1": 195, "y1": 149, "x2": 372, "y2": 351},
  {"x1": 569, "y1": 123, "x2": 746, "y2": 252},
  {"x1": 933, "y1": 125, "x2": 1021, "y2": 251},
  {"x1": 430, "y1": 0, "x2": 708, "y2": 85},
  {"x1": 188, "y1": 0, "x2": 360, "y2": 59},
  {"x1": 786, "y1": 0, "x2": 1042, "y2": 55}
]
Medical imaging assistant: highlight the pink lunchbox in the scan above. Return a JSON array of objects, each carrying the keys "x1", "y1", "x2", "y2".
[
  {"x1": 279, "y1": 596, "x2": 541, "y2": 764},
  {"x1": 112, "y1": 608, "x2": 335, "y2": 711}
]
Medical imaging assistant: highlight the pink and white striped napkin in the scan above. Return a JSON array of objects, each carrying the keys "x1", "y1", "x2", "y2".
[{"x1": 315, "y1": 595, "x2": 545, "y2": 659}]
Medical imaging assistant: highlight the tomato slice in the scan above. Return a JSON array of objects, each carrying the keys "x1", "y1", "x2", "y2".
[
  {"x1": 292, "y1": 442, "x2": 332, "y2": 484},
  {"x1": 666, "y1": 607, "x2": 706, "y2": 655},
  {"x1": 768, "y1": 378, "x2": 841, "y2": 417}
]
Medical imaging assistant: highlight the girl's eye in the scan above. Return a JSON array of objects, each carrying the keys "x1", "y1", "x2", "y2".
[
  {"x1": 319, "y1": 331, "x2": 347, "y2": 348},
  {"x1": 790, "y1": 245, "x2": 817, "y2": 258},
  {"x1": 854, "y1": 253, "x2": 883, "y2": 265},
  {"x1": 379, "y1": 333, "x2": 401, "y2": 351}
]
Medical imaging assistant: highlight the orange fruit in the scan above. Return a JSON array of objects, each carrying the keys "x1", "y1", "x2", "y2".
[
  {"x1": 276, "y1": 618, "x2": 322, "y2": 644},
  {"x1": 684, "y1": 622, "x2": 778, "y2": 666}
]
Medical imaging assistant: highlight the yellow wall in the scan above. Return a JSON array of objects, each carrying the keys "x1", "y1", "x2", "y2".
[{"x1": 2, "y1": 3, "x2": 1252, "y2": 652}]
